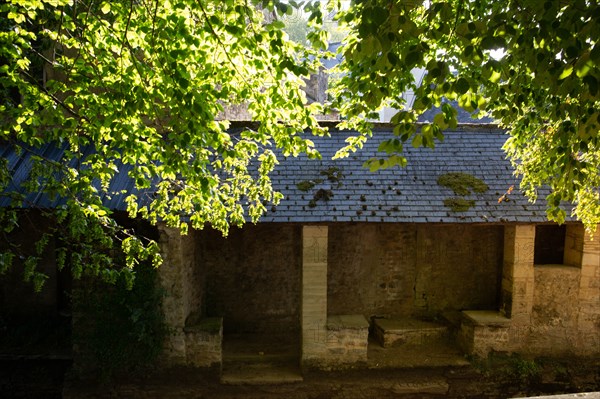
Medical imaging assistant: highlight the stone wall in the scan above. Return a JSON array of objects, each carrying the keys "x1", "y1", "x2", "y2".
[
  {"x1": 217, "y1": 102, "x2": 339, "y2": 121},
  {"x1": 328, "y1": 224, "x2": 504, "y2": 320},
  {"x1": 200, "y1": 224, "x2": 302, "y2": 335},
  {"x1": 158, "y1": 221, "x2": 599, "y2": 365},
  {"x1": 525, "y1": 265, "x2": 582, "y2": 354},
  {"x1": 522, "y1": 224, "x2": 600, "y2": 356},
  {"x1": 461, "y1": 224, "x2": 600, "y2": 358},
  {"x1": 415, "y1": 225, "x2": 504, "y2": 316}
]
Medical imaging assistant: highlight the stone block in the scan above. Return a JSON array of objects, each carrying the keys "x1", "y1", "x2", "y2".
[
  {"x1": 459, "y1": 310, "x2": 511, "y2": 357},
  {"x1": 373, "y1": 317, "x2": 449, "y2": 348},
  {"x1": 302, "y1": 226, "x2": 328, "y2": 264},
  {"x1": 184, "y1": 317, "x2": 223, "y2": 368},
  {"x1": 581, "y1": 253, "x2": 600, "y2": 270},
  {"x1": 161, "y1": 332, "x2": 187, "y2": 365},
  {"x1": 391, "y1": 379, "x2": 449, "y2": 395},
  {"x1": 311, "y1": 315, "x2": 369, "y2": 367}
]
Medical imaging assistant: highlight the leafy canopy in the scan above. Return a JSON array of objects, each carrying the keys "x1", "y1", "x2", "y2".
[
  {"x1": 1, "y1": 0, "x2": 599, "y2": 290},
  {"x1": 329, "y1": 0, "x2": 600, "y2": 232},
  {"x1": 0, "y1": 0, "x2": 325, "y2": 289}
]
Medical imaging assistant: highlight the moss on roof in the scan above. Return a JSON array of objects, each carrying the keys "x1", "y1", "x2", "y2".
[{"x1": 437, "y1": 172, "x2": 488, "y2": 196}]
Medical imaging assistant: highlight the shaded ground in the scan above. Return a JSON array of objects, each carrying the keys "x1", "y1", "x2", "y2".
[
  {"x1": 1, "y1": 352, "x2": 598, "y2": 398},
  {"x1": 2, "y1": 330, "x2": 599, "y2": 398},
  {"x1": 61, "y1": 336, "x2": 600, "y2": 399},
  {"x1": 0, "y1": 357, "x2": 72, "y2": 399},
  {"x1": 62, "y1": 360, "x2": 600, "y2": 399},
  {"x1": 0, "y1": 312, "x2": 72, "y2": 398}
]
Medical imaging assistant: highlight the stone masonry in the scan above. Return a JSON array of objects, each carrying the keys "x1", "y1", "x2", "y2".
[
  {"x1": 302, "y1": 226, "x2": 328, "y2": 367},
  {"x1": 461, "y1": 223, "x2": 600, "y2": 358},
  {"x1": 155, "y1": 221, "x2": 599, "y2": 369},
  {"x1": 158, "y1": 224, "x2": 222, "y2": 368},
  {"x1": 324, "y1": 315, "x2": 369, "y2": 368},
  {"x1": 501, "y1": 225, "x2": 536, "y2": 324},
  {"x1": 302, "y1": 226, "x2": 370, "y2": 369}
]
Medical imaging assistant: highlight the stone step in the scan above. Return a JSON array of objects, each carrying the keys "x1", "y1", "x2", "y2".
[
  {"x1": 220, "y1": 360, "x2": 303, "y2": 385},
  {"x1": 372, "y1": 318, "x2": 450, "y2": 348},
  {"x1": 222, "y1": 352, "x2": 298, "y2": 365}
]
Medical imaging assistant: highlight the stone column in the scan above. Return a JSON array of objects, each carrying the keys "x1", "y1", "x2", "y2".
[
  {"x1": 157, "y1": 223, "x2": 197, "y2": 365},
  {"x1": 501, "y1": 225, "x2": 535, "y2": 324},
  {"x1": 577, "y1": 225, "x2": 600, "y2": 352},
  {"x1": 564, "y1": 224, "x2": 585, "y2": 267},
  {"x1": 301, "y1": 225, "x2": 328, "y2": 367}
]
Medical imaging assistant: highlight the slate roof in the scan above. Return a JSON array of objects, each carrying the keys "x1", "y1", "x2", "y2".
[
  {"x1": 417, "y1": 99, "x2": 495, "y2": 124},
  {"x1": 0, "y1": 125, "x2": 566, "y2": 224},
  {"x1": 0, "y1": 143, "x2": 154, "y2": 211},
  {"x1": 262, "y1": 124, "x2": 562, "y2": 224}
]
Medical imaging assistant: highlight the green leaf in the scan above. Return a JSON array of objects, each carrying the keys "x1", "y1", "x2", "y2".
[
  {"x1": 225, "y1": 24, "x2": 243, "y2": 36},
  {"x1": 583, "y1": 75, "x2": 598, "y2": 96},
  {"x1": 590, "y1": 43, "x2": 600, "y2": 61},
  {"x1": 558, "y1": 65, "x2": 573, "y2": 80},
  {"x1": 454, "y1": 77, "x2": 470, "y2": 95},
  {"x1": 387, "y1": 52, "x2": 398, "y2": 65},
  {"x1": 411, "y1": 134, "x2": 423, "y2": 148},
  {"x1": 433, "y1": 112, "x2": 449, "y2": 129},
  {"x1": 405, "y1": 51, "x2": 421, "y2": 67}
]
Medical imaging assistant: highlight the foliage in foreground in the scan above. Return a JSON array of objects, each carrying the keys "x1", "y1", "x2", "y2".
[
  {"x1": 330, "y1": 0, "x2": 600, "y2": 231},
  {"x1": 73, "y1": 262, "x2": 167, "y2": 379},
  {"x1": 0, "y1": 0, "x2": 325, "y2": 288},
  {"x1": 1, "y1": 0, "x2": 599, "y2": 289}
]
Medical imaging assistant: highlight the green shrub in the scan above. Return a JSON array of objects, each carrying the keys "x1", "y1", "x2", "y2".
[{"x1": 73, "y1": 263, "x2": 167, "y2": 379}]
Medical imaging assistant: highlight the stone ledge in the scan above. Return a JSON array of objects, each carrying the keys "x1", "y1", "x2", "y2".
[
  {"x1": 327, "y1": 315, "x2": 369, "y2": 331},
  {"x1": 184, "y1": 316, "x2": 223, "y2": 334},
  {"x1": 462, "y1": 310, "x2": 510, "y2": 327},
  {"x1": 372, "y1": 317, "x2": 449, "y2": 348}
]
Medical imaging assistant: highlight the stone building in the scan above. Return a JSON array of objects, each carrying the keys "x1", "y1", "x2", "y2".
[
  {"x1": 157, "y1": 124, "x2": 600, "y2": 374},
  {"x1": 1, "y1": 124, "x2": 599, "y2": 379}
]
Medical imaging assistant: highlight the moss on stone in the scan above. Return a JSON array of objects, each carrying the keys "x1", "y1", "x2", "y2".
[
  {"x1": 437, "y1": 172, "x2": 488, "y2": 196},
  {"x1": 444, "y1": 197, "x2": 476, "y2": 212}
]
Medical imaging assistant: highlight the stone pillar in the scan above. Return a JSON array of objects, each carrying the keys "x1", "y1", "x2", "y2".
[
  {"x1": 157, "y1": 224, "x2": 197, "y2": 365},
  {"x1": 302, "y1": 225, "x2": 328, "y2": 367},
  {"x1": 501, "y1": 225, "x2": 535, "y2": 324},
  {"x1": 577, "y1": 225, "x2": 600, "y2": 352},
  {"x1": 564, "y1": 224, "x2": 585, "y2": 267}
]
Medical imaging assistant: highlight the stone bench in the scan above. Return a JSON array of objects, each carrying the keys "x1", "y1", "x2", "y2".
[
  {"x1": 372, "y1": 317, "x2": 449, "y2": 348},
  {"x1": 324, "y1": 315, "x2": 369, "y2": 366},
  {"x1": 457, "y1": 310, "x2": 511, "y2": 358},
  {"x1": 184, "y1": 316, "x2": 223, "y2": 368}
]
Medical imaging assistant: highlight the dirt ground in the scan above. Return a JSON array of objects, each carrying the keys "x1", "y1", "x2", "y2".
[
  {"x1": 2, "y1": 340, "x2": 599, "y2": 399},
  {"x1": 62, "y1": 366, "x2": 599, "y2": 399},
  {"x1": 2, "y1": 357, "x2": 599, "y2": 399}
]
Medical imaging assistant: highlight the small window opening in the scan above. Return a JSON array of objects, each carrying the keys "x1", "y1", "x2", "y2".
[{"x1": 534, "y1": 225, "x2": 566, "y2": 265}]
